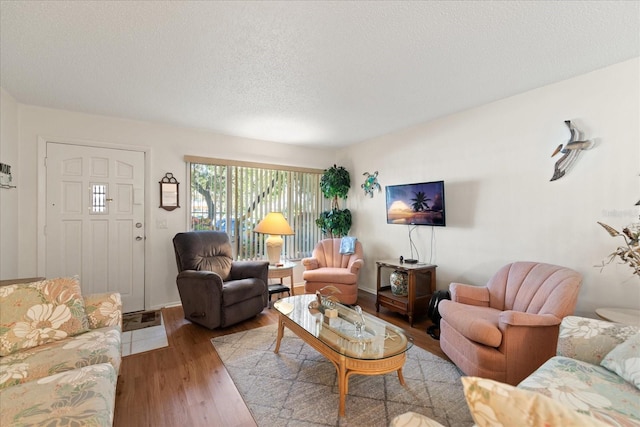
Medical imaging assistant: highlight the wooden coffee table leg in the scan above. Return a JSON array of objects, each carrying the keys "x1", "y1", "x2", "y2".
[
  {"x1": 274, "y1": 318, "x2": 285, "y2": 354},
  {"x1": 338, "y1": 360, "x2": 347, "y2": 417},
  {"x1": 397, "y1": 367, "x2": 406, "y2": 386}
]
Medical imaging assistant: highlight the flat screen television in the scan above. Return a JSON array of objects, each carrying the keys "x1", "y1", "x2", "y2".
[{"x1": 385, "y1": 180, "x2": 446, "y2": 226}]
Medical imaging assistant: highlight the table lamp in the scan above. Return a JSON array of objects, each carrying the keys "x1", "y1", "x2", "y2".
[{"x1": 254, "y1": 212, "x2": 294, "y2": 265}]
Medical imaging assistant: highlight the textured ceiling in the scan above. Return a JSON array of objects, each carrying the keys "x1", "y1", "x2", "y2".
[{"x1": 1, "y1": 1, "x2": 638, "y2": 148}]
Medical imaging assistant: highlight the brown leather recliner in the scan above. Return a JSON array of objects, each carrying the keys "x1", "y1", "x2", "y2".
[
  {"x1": 439, "y1": 261, "x2": 582, "y2": 385},
  {"x1": 173, "y1": 231, "x2": 269, "y2": 329}
]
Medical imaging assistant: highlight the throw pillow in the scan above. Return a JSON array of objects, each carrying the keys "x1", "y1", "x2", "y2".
[
  {"x1": 461, "y1": 376, "x2": 609, "y2": 427},
  {"x1": 389, "y1": 411, "x2": 446, "y2": 427},
  {"x1": 0, "y1": 277, "x2": 89, "y2": 356},
  {"x1": 601, "y1": 332, "x2": 640, "y2": 390}
]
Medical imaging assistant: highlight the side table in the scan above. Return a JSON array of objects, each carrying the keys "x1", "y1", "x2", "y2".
[
  {"x1": 268, "y1": 262, "x2": 295, "y2": 305},
  {"x1": 376, "y1": 259, "x2": 437, "y2": 327},
  {"x1": 595, "y1": 307, "x2": 640, "y2": 326}
]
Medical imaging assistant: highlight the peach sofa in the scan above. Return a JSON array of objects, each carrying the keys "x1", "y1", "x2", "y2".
[{"x1": 438, "y1": 261, "x2": 582, "y2": 385}]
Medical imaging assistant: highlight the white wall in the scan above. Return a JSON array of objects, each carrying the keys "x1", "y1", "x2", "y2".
[
  {"x1": 0, "y1": 88, "x2": 19, "y2": 279},
  {"x1": 11, "y1": 105, "x2": 334, "y2": 308},
  {"x1": 339, "y1": 58, "x2": 640, "y2": 316},
  {"x1": 2, "y1": 58, "x2": 638, "y2": 315}
]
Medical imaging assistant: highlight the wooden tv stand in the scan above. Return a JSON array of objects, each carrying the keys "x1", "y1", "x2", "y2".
[{"x1": 376, "y1": 260, "x2": 437, "y2": 327}]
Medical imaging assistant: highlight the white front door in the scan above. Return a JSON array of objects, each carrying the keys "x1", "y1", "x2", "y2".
[{"x1": 45, "y1": 142, "x2": 145, "y2": 313}]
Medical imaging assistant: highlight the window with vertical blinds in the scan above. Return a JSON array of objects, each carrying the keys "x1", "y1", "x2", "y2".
[{"x1": 187, "y1": 156, "x2": 326, "y2": 261}]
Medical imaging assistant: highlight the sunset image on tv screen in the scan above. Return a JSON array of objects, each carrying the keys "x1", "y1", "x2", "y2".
[{"x1": 386, "y1": 181, "x2": 445, "y2": 226}]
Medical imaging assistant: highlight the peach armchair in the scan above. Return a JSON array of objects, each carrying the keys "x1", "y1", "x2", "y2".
[
  {"x1": 302, "y1": 238, "x2": 364, "y2": 304},
  {"x1": 438, "y1": 261, "x2": 582, "y2": 385}
]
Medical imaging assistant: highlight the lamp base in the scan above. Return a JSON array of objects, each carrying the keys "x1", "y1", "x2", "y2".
[{"x1": 265, "y1": 235, "x2": 283, "y2": 265}]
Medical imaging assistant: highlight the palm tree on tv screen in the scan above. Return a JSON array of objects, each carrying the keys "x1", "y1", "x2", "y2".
[{"x1": 411, "y1": 191, "x2": 431, "y2": 212}]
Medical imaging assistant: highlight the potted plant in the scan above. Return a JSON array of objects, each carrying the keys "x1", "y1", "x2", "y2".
[
  {"x1": 597, "y1": 199, "x2": 640, "y2": 278},
  {"x1": 316, "y1": 164, "x2": 352, "y2": 237},
  {"x1": 597, "y1": 221, "x2": 640, "y2": 278}
]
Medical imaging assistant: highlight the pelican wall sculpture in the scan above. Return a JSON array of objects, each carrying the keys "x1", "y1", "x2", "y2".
[{"x1": 550, "y1": 120, "x2": 593, "y2": 181}]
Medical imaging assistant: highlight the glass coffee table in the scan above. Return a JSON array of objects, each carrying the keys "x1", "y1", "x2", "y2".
[{"x1": 273, "y1": 294, "x2": 413, "y2": 416}]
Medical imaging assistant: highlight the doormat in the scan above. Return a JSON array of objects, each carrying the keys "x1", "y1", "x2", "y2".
[{"x1": 122, "y1": 309, "x2": 162, "y2": 332}]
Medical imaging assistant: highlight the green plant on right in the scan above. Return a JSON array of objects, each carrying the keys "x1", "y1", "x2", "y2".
[{"x1": 316, "y1": 164, "x2": 352, "y2": 238}]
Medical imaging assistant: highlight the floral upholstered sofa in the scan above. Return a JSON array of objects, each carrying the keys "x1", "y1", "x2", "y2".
[
  {"x1": 0, "y1": 277, "x2": 122, "y2": 426},
  {"x1": 516, "y1": 315, "x2": 640, "y2": 426},
  {"x1": 392, "y1": 315, "x2": 640, "y2": 427}
]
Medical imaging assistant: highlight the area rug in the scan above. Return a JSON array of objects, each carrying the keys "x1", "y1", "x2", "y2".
[
  {"x1": 122, "y1": 309, "x2": 162, "y2": 332},
  {"x1": 211, "y1": 325, "x2": 473, "y2": 427}
]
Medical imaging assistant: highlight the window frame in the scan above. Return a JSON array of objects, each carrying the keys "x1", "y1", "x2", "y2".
[{"x1": 185, "y1": 155, "x2": 327, "y2": 261}]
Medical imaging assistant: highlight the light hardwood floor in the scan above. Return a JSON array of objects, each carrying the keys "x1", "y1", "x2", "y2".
[{"x1": 113, "y1": 290, "x2": 448, "y2": 426}]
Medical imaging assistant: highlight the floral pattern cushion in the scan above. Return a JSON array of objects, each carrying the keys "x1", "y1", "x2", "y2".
[
  {"x1": 390, "y1": 411, "x2": 447, "y2": 427},
  {"x1": 0, "y1": 326, "x2": 121, "y2": 390},
  {"x1": 557, "y1": 316, "x2": 638, "y2": 365},
  {"x1": 519, "y1": 356, "x2": 640, "y2": 427},
  {"x1": 462, "y1": 376, "x2": 610, "y2": 427},
  {"x1": 0, "y1": 277, "x2": 90, "y2": 356},
  {"x1": 0, "y1": 363, "x2": 116, "y2": 427},
  {"x1": 601, "y1": 333, "x2": 640, "y2": 390},
  {"x1": 84, "y1": 292, "x2": 123, "y2": 330}
]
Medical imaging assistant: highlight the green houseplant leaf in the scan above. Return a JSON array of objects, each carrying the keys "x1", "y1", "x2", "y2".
[
  {"x1": 317, "y1": 165, "x2": 352, "y2": 237},
  {"x1": 315, "y1": 208, "x2": 352, "y2": 238},
  {"x1": 320, "y1": 164, "x2": 350, "y2": 207}
]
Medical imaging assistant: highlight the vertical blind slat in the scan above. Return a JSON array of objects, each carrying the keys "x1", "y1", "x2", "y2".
[{"x1": 189, "y1": 162, "x2": 323, "y2": 260}]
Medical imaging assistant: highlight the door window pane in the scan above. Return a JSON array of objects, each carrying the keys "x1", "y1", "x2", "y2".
[{"x1": 91, "y1": 183, "x2": 108, "y2": 214}]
